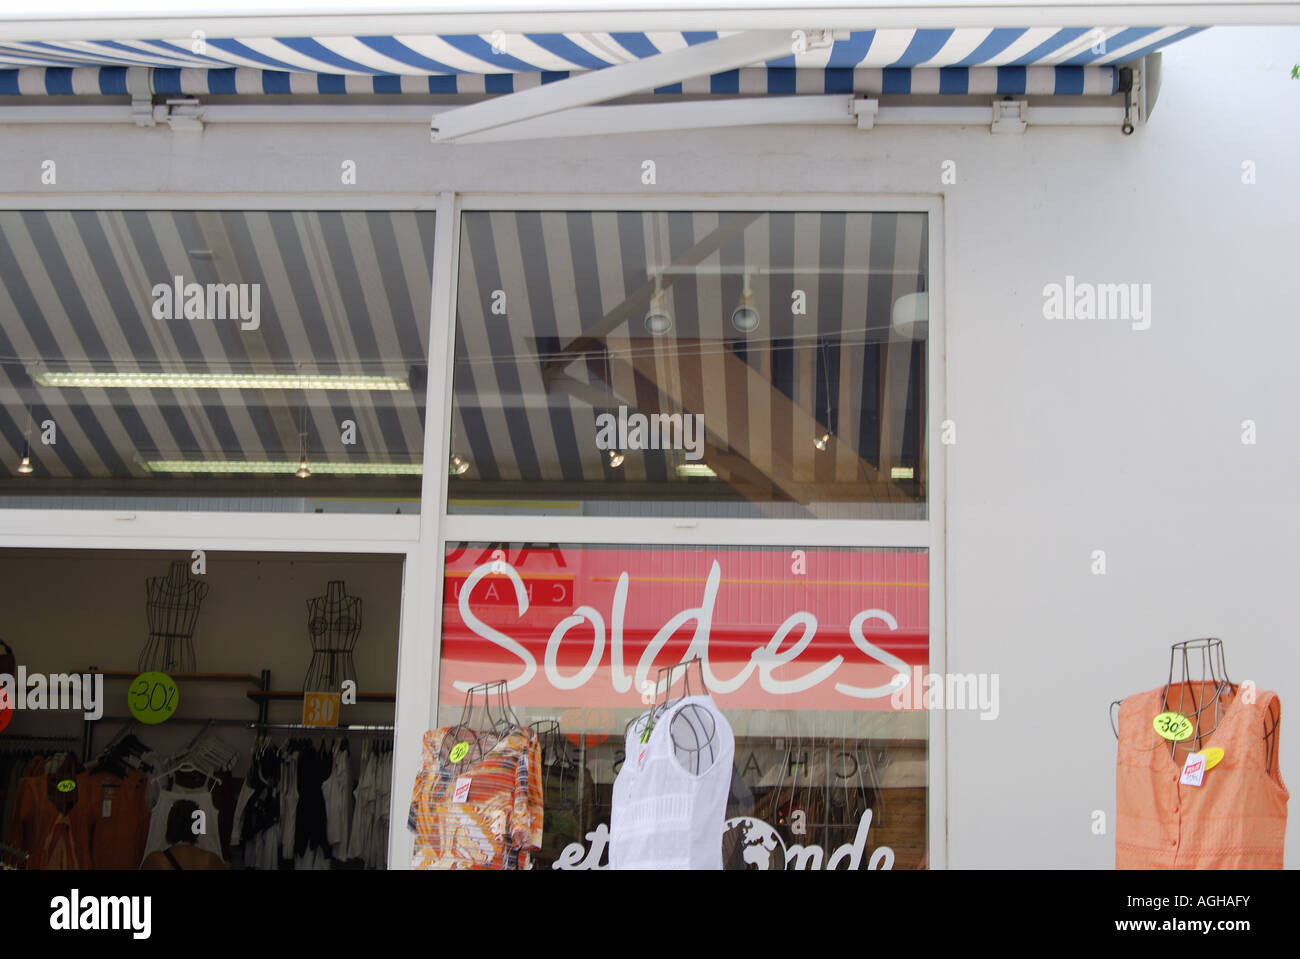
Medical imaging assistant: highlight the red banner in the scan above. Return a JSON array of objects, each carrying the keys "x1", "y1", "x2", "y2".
[{"x1": 440, "y1": 546, "x2": 928, "y2": 711}]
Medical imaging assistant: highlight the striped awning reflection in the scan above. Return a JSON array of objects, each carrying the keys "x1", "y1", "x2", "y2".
[
  {"x1": 451, "y1": 210, "x2": 927, "y2": 516},
  {"x1": 0, "y1": 210, "x2": 434, "y2": 479}
]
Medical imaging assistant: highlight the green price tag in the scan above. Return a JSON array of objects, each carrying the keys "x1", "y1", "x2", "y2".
[
  {"x1": 1153, "y1": 711, "x2": 1194, "y2": 741},
  {"x1": 639, "y1": 728, "x2": 650, "y2": 744},
  {"x1": 56, "y1": 779, "x2": 76, "y2": 793},
  {"x1": 448, "y1": 742, "x2": 469, "y2": 763},
  {"x1": 128, "y1": 671, "x2": 180, "y2": 725}
]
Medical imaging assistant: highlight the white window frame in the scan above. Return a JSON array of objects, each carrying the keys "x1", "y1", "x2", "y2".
[{"x1": 415, "y1": 192, "x2": 948, "y2": 871}]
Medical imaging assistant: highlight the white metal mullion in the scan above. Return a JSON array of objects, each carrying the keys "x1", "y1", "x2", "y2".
[{"x1": 388, "y1": 190, "x2": 457, "y2": 872}]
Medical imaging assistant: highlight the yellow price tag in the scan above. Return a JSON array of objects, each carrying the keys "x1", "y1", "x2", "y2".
[
  {"x1": 1153, "y1": 711, "x2": 1194, "y2": 741},
  {"x1": 449, "y1": 742, "x2": 469, "y2": 763},
  {"x1": 1203, "y1": 747, "x2": 1225, "y2": 770},
  {"x1": 56, "y1": 779, "x2": 76, "y2": 793},
  {"x1": 302, "y1": 692, "x2": 340, "y2": 728},
  {"x1": 127, "y1": 671, "x2": 179, "y2": 725}
]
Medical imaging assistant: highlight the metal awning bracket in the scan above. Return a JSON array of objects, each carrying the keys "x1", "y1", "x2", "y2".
[
  {"x1": 130, "y1": 94, "x2": 155, "y2": 127},
  {"x1": 852, "y1": 97, "x2": 879, "y2": 130},
  {"x1": 159, "y1": 97, "x2": 205, "y2": 132},
  {"x1": 991, "y1": 97, "x2": 1028, "y2": 134}
]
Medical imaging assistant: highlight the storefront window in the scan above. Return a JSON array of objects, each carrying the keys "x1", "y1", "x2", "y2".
[
  {"x1": 448, "y1": 210, "x2": 928, "y2": 519},
  {"x1": 433, "y1": 542, "x2": 929, "y2": 869},
  {"x1": 0, "y1": 210, "x2": 434, "y2": 512},
  {"x1": 0, "y1": 548, "x2": 401, "y2": 870}
]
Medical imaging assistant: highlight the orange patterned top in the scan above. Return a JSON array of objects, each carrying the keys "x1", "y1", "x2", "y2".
[
  {"x1": 408, "y1": 725, "x2": 543, "y2": 869},
  {"x1": 1116, "y1": 684, "x2": 1288, "y2": 869}
]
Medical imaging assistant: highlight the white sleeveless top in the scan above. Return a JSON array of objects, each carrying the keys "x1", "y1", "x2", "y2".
[{"x1": 609, "y1": 695, "x2": 735, "y2": 870}]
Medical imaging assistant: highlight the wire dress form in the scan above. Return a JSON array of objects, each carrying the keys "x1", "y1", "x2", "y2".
[
  {"x1": 1109, "y1": 637, "x2": 1280, "y2": 772},
  {"x1": 138, "y1": 560, "x2": 210, "y2": 673},
  {"x1": 302, "y1": 580, "x2": 362, "y2": 693},
  {"x1": 443, "y1": 680, "x2": 523, "y2": 764},
  {"x1": 624, "y1": 657, "x2": 722, "y2": 777}
]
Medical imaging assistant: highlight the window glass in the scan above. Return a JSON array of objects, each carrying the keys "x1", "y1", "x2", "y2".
[
  {"x1": 0, "y1": 548, "x2": 401, "y2": 870},
  {"x1": 436, "y1": 542, "x2": 929, "y2": 869},
  {"x1": 0, "y1": 211, "x2": 434, "y2": 512},
  {"x1": 449, "y1": 211, "x2": 927, "y2": 519}
]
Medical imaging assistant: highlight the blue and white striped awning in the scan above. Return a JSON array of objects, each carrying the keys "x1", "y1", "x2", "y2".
[
  {"x1": 0, "y1": 64, "x2": 1123, "y2": 97},
  {"x1": 0, "y1": 27, "x2": 1201, "y2": 97}
]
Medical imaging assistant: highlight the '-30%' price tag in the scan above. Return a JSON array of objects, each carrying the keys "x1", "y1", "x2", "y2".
[{"x1": 1152, "y1": 711, "x2": 1194, "y2": 741}]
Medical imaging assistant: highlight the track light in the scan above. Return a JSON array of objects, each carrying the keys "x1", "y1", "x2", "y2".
[
  {"x1": 295, "y1": 429, "x2": 311, "y2": 478},
  {"x1": 607, "y1": 449, "x2": 624, "y2": 468},
  {"x1": 814, "y1": 432, "x2": 830, "y2": 451},
  {"x1": 644, "y1": 284, "x2": 672, "y2": 336},
  {"x1": 449, "y1": 453, "x2": 470, "y2": 476},
  {"x1": 731, "y1": 275, "x2": 759, "y2": 333},
  {"x1": 16, "y1": 440, "x2": 33, "y2": 474}
]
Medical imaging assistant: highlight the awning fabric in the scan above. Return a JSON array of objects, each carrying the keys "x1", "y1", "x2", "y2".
[
  {"x1": 0, "y1": 65, "x2": 1121, "y2": 97},
  {"x1": 0, "y1": 27, "x2": 1202, "y2": 97}
]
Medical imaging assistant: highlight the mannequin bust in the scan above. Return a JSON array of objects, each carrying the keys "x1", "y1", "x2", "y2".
[
  {"x1": 1110, "y1": 638, "x2": 1280, "y2": 771},
  {"x1": 303, "y1": 580, "x2": 362, "y2": 693},
  {"x1": 138, "y1": 560, "x2": 210, "y2": 673},
  {"x1": 626, "y1": 658, "x2": 722, "y2": 775}
]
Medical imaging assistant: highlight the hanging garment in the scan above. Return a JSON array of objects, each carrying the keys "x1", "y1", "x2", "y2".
[
  {"x1": 1116, "y1": 684, "x2": 1288, "y2": 869},
  {"x1": 279, "y1": 748, "x2": 299, "y2": 861},
  {"x1": 350, "y1": 741, "x2": 392, "y2": 868},
  {"x1": 322, "y1": 740, "x2": 355, "y2": 860},
  {"x1": 7, "y1": 774, "x2": 93, "y2": 870},
  {"x1": 293, "y1": 741, "x2": 331, "y2": 858},
  {"x1": 83, "y1": 768, "x2": 150, "y2": 869},
  {"x1": 407, "y1": 726, "x2": 542, "y2": 870},
  {"x1": 609, "y1": 695, "x2": 735, "y2": 870},
  {"x1": 143, "y1": 786, "x2": 223, "y2": 862}
]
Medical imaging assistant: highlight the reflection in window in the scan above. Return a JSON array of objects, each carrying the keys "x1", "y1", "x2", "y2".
[
  {"x1": 0, "y1": 210, "x2": 434, "y2": 511},
  {"x1": 436, "y1": 543, "x2": 929, "y2": 869},
  {"x1": 449, "y1": 211, "x2": 927, "y2": 519}
]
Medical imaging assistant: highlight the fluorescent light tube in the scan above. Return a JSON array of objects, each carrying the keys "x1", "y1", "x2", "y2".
[
  {"x1": 34, "y1": 371, "x2": 410, "y2": 392},
  {"x1": 675, "y1": 463, "x2": 717, "y2": 478},
  {"x1": 144, "y1": 459, "x2": 422, "y2": 476}
]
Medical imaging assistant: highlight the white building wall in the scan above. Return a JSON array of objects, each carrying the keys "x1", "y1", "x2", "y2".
[{"x1": 1, "y1": 24, "x2": 1296, "y2": 868}]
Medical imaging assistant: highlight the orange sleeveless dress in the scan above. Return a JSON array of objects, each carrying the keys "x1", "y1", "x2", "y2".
[{"x1": 1116, "y1": 684, "x2": 1287, "y2": 868}]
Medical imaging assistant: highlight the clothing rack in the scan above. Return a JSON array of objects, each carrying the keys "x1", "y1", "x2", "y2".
[{"x1": 246, "y1": 722, "x2": 394, "y2": 734}]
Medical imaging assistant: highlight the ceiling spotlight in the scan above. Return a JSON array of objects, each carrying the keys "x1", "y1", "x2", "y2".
[
  {"x1": 731, "y1": 274, "x2": 760, "y2": 333},
  {"x1": 16, "y1": 441, "x2": 33, "y2": 475},
  {"x1": 607, "y1": 449, "x2": 624, "y2": 468},
  {"x1": 449, "y1": 453, "x2": 471, "y2": 476},
  {"x1": 296, "y1": 455, "x2": 311, "y2": 479},
  {"x1": 814, "y1": 432, "x2": 831, "y2": 451},
  {"x1": 644, "y1": 286, "x2": 672, "y2": 336}
]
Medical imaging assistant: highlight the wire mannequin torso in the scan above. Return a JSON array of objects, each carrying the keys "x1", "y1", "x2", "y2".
[
  {"x1": 138, "y1": 560, "x2": 210, "y2": 673},
  {"x1": 625, "y1": 658, "x2": 722, "y2": 775},
  {"x1": 303, "y1": 581, "x2": 362, "y2": 693},
  {"x1": 1110, "y1": 638, "x2": 1280, "y2": 772}
]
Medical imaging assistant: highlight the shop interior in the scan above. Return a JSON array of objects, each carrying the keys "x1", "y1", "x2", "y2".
[{"x1": 0, "y1": 547, "x2": 401, "y2": 871}]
